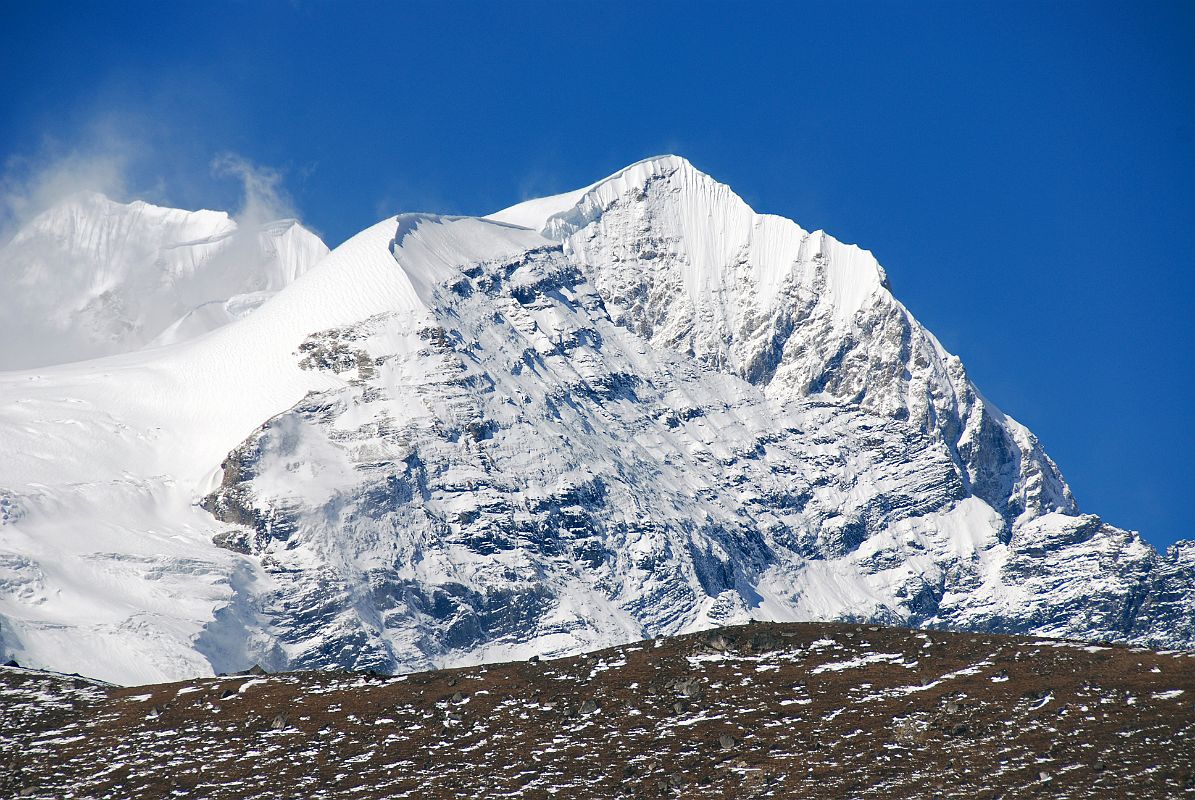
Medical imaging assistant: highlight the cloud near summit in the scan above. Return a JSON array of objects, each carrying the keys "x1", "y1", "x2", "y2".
[{"x1": 1, "y1": 114, "x2": 308, "y2": 247}]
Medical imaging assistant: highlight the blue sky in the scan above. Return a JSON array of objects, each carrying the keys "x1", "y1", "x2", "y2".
[{"x1": 1, "y1": 2, "x2": 1192, "y2": 548}]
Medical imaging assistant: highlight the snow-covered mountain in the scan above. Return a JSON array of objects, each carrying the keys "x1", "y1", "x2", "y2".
[
  {"x1": 0, "y1": 191, "x2": 328, "y2": 369},
  {"x1": 0, "y1": 157, "x2": 1189, "y2": 684}
]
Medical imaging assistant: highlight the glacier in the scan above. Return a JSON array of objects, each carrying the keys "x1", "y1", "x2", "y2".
[{"x1": 0, "y1": 157, "x2": 1190, "y2": 684}]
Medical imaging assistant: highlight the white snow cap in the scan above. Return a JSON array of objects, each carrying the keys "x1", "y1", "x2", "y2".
[
  {"x1": 0, "y1": 156, "x2": 1175, "y2": 687},
  {"x1": 491, "y1": 155, "x2": 888, "y2": 330}
]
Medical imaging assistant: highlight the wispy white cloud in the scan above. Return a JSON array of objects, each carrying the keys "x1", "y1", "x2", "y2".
[
  {"x1": 0, "y1": 116, "x2": 146, "y2": 243},
  {"x1": 211, "y1": 153, "x2": 298, "y2": 227}
]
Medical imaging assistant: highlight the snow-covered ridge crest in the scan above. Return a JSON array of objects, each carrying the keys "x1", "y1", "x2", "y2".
[
  {"x1": 0, "y1": 214, "x2": 546, "y2": 487},
  {"x1": 0, "y1": 190, "x2": 330, "y2": 369},
  {"x1": 0, "y1": 213, "x2": 562, "y2": 682},
  {"x1": 493, "y1": 154, "x2": 888, "y2": 322}
]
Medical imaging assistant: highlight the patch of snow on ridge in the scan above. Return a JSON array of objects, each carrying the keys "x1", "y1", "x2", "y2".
[{"x1": 810, "y1": 653, "x2": 907, "y2": 673}]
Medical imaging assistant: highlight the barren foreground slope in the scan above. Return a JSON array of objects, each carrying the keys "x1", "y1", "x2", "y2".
[{"x1": 2, "y1": 622, "x2": 1192, "y2": 799}]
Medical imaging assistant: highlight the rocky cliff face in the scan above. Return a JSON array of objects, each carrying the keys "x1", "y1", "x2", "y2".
[{"x1": 498, "y1": 157, "x2": 1075, "y2": 531}]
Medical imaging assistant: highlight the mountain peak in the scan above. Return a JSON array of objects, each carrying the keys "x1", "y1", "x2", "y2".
[
  {"x1": 494, "y1": 155, "x2": 888, "y2": 346},
  {"x1": 18, "y1": 191, "x2": 231, "y2": 236},
  {"x1": 495, "y1": 158, "x2": 1072, "y2": 526},
  {"x1": 488, "y1": 154, "x2": 707, "y2": 233},
  {"x1": 488, "y1": 156, "x2": 889, "y2": 308}
]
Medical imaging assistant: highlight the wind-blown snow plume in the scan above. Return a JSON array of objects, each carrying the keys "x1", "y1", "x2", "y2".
[
  {"x1": 0, "y1": 106, "x2": 214, "y2": 244},
  {"x1": 211, "y1": 153, "x2": 299, "y2": 229},
  {"x1": 0, "y1": 135, "x2": 136, "y2": 367},
  {"x1": 0, "y1": 148, "x2": 129, "y2": 243}
]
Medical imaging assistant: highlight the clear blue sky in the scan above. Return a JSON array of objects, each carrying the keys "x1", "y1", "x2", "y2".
[{"x1": 1, "y1": 2, "x2": 1192, "y2": 549}]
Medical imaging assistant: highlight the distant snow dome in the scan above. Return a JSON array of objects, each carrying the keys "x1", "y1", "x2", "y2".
[{"x1": 0, "y1": 191, "x2": 329, "y2": 369}]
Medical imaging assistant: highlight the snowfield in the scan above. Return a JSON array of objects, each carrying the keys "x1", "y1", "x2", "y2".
[{"x1": 0, "y1": 157, "x2": 1190, "y2": 684}]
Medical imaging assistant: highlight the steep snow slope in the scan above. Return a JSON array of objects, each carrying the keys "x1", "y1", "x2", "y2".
[
  {"x1": 0, "y1": 192, "x2": 329, "y2": 369},
  {"x1": 0, "y1": 160, "x2": 1190, "y2": 685}
]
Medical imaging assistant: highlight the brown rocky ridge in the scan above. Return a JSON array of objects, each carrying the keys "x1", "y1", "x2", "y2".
[{"x1": 1, "y1": 621, "x2": 1191, "y2": 799}]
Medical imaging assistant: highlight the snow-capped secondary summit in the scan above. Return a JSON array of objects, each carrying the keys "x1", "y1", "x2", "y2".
[
  {"x1": 0, "y1": 158, "x2": 1189, "y2": 684},
  {"x1": 0, "y1": 191, "x2": 328, "y2": 369}
]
